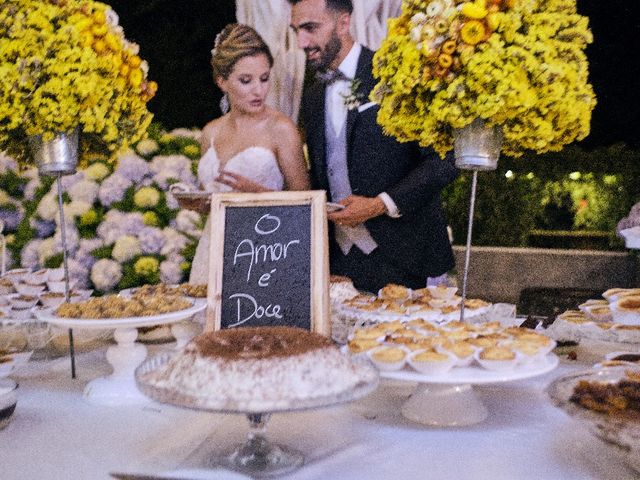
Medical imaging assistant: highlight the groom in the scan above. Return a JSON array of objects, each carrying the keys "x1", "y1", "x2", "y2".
[{"x1": 288, "y1": 0, "x2": 458, "y2": 293}]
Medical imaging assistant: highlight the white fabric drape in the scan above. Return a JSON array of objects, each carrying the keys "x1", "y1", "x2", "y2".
[
  {"x1": 350, "y1": 0, "x2": 402, "y2": 51},
  {"x1": 235, "y1": 0, "x2": 306, "y2": 120},
  {"x1": 235, "y1": 0, "x2": 402, "y2": 121}
]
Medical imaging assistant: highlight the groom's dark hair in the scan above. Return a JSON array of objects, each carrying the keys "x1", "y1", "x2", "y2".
[{"x1": 287, "y1": 0, "x2": 353, "y2": 14}]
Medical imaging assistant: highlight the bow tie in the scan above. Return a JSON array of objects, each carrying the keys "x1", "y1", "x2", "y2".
[{"x1": 316, "y1": 69, "x2": 350, "y2": 85}]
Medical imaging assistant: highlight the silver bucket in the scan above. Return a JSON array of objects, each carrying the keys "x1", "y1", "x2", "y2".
[
  {"x1": 453, "y1": 119, "x2": 502, "y2": 171},
  {"x1": 28, "y1": 128, "x2": 79, "y2": 176}
]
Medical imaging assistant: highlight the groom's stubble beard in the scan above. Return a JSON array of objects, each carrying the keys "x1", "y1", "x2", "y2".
[{"x1": 305, "y1": 27, "x2": 341, "y2": 72}]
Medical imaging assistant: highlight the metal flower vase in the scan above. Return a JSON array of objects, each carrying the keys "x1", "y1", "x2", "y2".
[
  {"x1": 28, "y1": 128, "x2": 79, "y2": 378},
  {"x1": 28, "y1": 128, "x2": 79, "y2": 176},
  {"x1": 453, "y1": 120, "x2": 502, "y2": 322}
]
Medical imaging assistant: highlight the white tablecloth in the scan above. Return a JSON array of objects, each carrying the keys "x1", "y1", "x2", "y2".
[{"x1": 0, "y1": 344, "x2": 637, "y2": 480}]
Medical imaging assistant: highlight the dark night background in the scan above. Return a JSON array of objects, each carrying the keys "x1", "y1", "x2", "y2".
[{"x1": 109, "y1": 0, "x2": 640, "y2": 149}]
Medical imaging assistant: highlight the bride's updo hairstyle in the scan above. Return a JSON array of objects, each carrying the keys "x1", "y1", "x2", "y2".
[{"x1": 211, "y1": 24, "x2": 274, "y2": 80}]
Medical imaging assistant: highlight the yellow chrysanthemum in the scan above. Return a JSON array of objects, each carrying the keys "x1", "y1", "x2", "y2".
[
  {"x1": 134, "y1": 256, "x2": 159, "y2": 277},
  {"x1": 460, "y1": 21, "x2": 486, "y2": 45},
  {"x1": 133, "y1": 187, "x2": 160, "y2": 208},
  {"x1": 142, "y1": 211, "x2": 160, "y2": 226}
]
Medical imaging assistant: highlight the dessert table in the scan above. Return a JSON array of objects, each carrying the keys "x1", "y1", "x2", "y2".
[{"x1": 0, "y1": 343, "x2": 637, "y2": 480}]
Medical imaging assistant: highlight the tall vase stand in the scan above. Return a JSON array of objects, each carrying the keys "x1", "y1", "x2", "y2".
[{"x1": 55, "y1": 173, "x2": 76, "y2": 378}]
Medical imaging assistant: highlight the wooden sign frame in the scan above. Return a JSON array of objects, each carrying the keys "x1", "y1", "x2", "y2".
[{"x1": 205, "y1": 190, "x2": 330, "y2": 336}]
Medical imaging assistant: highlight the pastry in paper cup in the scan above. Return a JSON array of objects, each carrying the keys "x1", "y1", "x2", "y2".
[
  {"x1": 368, "y1": 346, "x2": 407, "y2": 371},
  {"x1": 475, "y1": 346, "x2": 518, "y2": 371},
  {"x1": 408, "y1": 349, "x2": 456, "y2": 374},
  {"x1": 24, "y1": 269, "x2": 49, "y2": 285},
  {"x1": 612, "y1": 296, "x2": 640, "y2": 326},
  {"x1": 426, "y1": 285, "x2": 458, "y2": 299},
  {"x1": 441, "y1": 341, "x2": 475, "y2": 367},
  {"x1": 13, "y1": 282, "x2": 45, "y2": 297}
]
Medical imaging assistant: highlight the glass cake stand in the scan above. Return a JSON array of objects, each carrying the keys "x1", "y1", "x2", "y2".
[
  {"x1": 382, "y1": 354, "x2": 559, "y2": 426},
  {"x1": 135, "y1": 353, "x2": 379, "y2": 478},
  {"x1": 34, "y1": 300, "x2": 205, "y2": 406}
]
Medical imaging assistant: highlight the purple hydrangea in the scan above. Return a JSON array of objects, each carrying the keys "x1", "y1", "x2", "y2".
[
  {"x1": 98, "y1": 174, "x2": 133, "y2": 207},
  {"x1": 97, "y1": 210, "x2": 126, "y2": 243},
  {"x1": 0, "y1": 206, "x2": 22, "y2": 231},
  {"x1": 67, "y1": 258, "x2": 91, "y2": 289},
  {"x1": 59, "y1": 172, "x2": 84, "y2": 190},
  {"x1": 115, "y1": 153, "x2": 152, "y2": 183},
  {"x1": 30, "y1": 218, "x2": 56, "y2": 238},
  {"x1": 138, "y1": 226, "x2": 165, "y2": 254},
  {"x1": 122, "y1": 212, "x2": 145, "y2": 236}
]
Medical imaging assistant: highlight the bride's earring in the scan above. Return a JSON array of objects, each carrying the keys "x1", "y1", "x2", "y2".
[{"x1": 219, "y1": 93, "x2": 229, "y2": 114}]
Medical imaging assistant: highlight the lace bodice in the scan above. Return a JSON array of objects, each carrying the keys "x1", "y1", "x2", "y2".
[{"x1": 197, "y1": 144, "x2": 285, "y2": 192}]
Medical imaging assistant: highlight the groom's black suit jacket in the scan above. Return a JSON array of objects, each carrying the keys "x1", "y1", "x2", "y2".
[{"x1": 300, "y1": 47, "x2": 458, "y2": 281}]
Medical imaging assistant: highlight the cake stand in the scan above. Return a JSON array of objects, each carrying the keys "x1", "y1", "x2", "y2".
[
  {"x1": 382, "y1": 354, "x2": 559, "y2": 426},
  {"x1": 34, "y1": 300, "x2": 205, "y2": 406},
  {"x1": 135, "y1": 353, "x2": 379, "y2": 478}
]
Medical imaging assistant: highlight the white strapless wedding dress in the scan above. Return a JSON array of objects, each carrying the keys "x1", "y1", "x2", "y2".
[{"x1": 189, "y1": 144, "x2": 285, "y2": 285}]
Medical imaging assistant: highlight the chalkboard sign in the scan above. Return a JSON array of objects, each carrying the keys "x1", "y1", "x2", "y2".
[{"x1": 206, "y1": 191, "x2": 330, "y2": 336}]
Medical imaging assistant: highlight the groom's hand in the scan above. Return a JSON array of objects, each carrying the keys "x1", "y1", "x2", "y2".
[{"x1": 328, "y1": 195, "x2": 386, "y2": 227}]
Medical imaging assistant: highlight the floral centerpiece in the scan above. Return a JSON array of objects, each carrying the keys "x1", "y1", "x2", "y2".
[
  {"x1": 2, "y1": 127, "x2": 204, "y2": 293},
  {"x1": 372, "y1": 0, "x2": 596, "y2": 157},
  {"x1": 0, "y1": 0, "x2": 156, "y2": 165}
]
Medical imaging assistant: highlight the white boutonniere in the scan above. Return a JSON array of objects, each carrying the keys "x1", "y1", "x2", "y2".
[{"x1": 340, "y1": 79, "x2": 365, "y2": 111}]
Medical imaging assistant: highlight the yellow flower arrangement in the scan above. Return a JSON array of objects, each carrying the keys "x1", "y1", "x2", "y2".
[
  {"x1": 372, "y1": 0, "x2": 596, "y2": 157},
  {"x1": 0, "y1": 0, "x2": 157, "y2": 165}
]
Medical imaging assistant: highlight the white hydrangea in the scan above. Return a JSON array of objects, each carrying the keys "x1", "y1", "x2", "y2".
[
  {"x1": 20, "y1": 239, "x2": 43, "y2": 269},
  {"x1": 161, "y1": 228, "x2": 189, "y2": 255},
  {"x1": 136, "y1": 138, "x2": 159, "y2": 156},
  {"x1": 112, "y1": 235, "x2": 142, "y2": 263},
  {"x1": 160, "y1": 260, "x2": 183, "y2": 285},
  {"x1": 50, "y1": 224, "x2": 80, "y2": 258},
  {"x1": 37, "y1": 238, "x2": 59, "y2": 265},
  {"x1": 175, "y1": 210, "x2": 202, "y2": 237},
  {"x1": 68, "y1": 179, "x2": 100, "y2": 204},
  {"x1": 59, "y1": 200, "x2": 92, "y2": 220},
  {"x1": 91, "y1": 259, "x2": 123, "y2": 292},
  {"x1": 169, "y1": 128, "x2": 202, "y2": 141},
  {"x1": 23, "y1": 178, "x2": 41, "y2": 201},
  {"x1": 36, "y1": 193, "x2": 58, "y2": 221}
]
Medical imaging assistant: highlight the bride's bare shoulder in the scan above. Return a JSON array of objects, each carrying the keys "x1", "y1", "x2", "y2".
[
  {"x1": 267, "y1": 108, "x2": 299, "y2": 138},
  {"x1": 200, "y1": 117, "x2": 226, "y2": 148}
]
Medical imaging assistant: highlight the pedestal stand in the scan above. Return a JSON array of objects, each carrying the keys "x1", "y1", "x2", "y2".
[
  {"x1": 453, "y1": 119, "x2": 502, "y2": 322},
  {"x1": 55, "y1": 173, "x2": 76, "y2": 378},
  {"x1": 217, "y1": 413, "x2": 304, "y2": 478}
]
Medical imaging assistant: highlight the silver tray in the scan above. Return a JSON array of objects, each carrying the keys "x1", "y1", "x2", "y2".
[
  {"x1": 547, "y1": 366, "x2": 640, "y2": 474},
  {"x1": 135, "y1": 352, "x2": 379, "y2": 415}
]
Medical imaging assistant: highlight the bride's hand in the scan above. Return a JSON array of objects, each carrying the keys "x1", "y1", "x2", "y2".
[{"x1": 216, "y1": 170, "x2": 268, "y2": 193}]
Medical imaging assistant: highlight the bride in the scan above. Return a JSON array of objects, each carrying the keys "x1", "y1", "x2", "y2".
[{"x1": 186, "y1": 24, "x2": 310, "y2": 284}]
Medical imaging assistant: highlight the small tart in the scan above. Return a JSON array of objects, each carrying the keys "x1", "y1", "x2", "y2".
[
  {"x1": 445, "y1": 341, "x2": 475, "y2": 359},
  {"x1": 468, "y1": 336, "x2": 498, "y2": 348},
  {"x1": 352, "y1": 328, "x2": 383, "y2": 340},
  {"x1": 617, "y1": 296, "x2": 640, "y2": 312},
  {"x1": 348, "y1": 338, "x2": 380, "y2": 354},
  {"x1": 379, "y1": 283, "x2": 412, "y2": 301},
  {"x1": 412, "y1": 350, "x2": 450, "y2": 363},
  {"x1": 479, "y1": 346, "x2": 516, "y2": 361},
  {"x1": 371, "y1": 346, "x2": 406, "y2": 363},
  {"x1": 427, "y1": 285, "x2": 458, "y2": 299}
]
